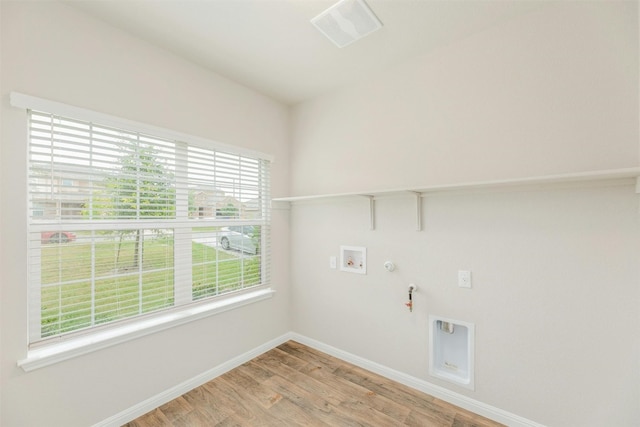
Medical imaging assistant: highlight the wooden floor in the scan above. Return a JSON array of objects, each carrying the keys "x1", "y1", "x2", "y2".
[{"x1": 124, "y1": 341, "x2": 504, "y2": 427}]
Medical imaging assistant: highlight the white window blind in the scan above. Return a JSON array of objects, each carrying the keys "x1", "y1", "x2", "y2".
[{"x1": 27, "y1": 109, "x2": 271, "y2": 345}]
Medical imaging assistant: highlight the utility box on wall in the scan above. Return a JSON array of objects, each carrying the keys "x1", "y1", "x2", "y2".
[
  {"x1": 340, "y1": 245, "x2": 366, "y2": 274},
  {"x1": 429, "y1": 315, "x2": 475, "y2": 390}
]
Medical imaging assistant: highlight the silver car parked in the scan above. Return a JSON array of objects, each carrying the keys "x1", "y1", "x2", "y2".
[{"x1": 219, "y1": 226, "x2": 260, "y2": 255}]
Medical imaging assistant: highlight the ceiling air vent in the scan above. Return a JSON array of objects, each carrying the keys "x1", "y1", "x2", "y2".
[{"x1": 311, "y1": 0, "x2": 383, "y2": 48}]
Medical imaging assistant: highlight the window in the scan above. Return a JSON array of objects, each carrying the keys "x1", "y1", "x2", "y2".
[{"x1": 26, "y1": 108, "x2": 271, "y2": 346}]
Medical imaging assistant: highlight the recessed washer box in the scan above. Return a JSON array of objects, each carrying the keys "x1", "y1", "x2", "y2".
[
  {"x1": 429, "y1": 315, "x2": 475, "y2": 390},
  {"x1": 340, "y1": 245, "x2": 366, "y2": 274}
]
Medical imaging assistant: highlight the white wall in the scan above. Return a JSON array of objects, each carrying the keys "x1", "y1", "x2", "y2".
[
  {"x1": 289, "y1": 2, "x2": 639, "y2": 426},
  {"x1": 291, "y1": 1, "x2": 639, "y2": 196},
  {"x1": 0, "y1": 2, "x2": 290, "y2": 426},
  {"x1": 290, "y1": 185, "x2": 639, "y2": 426}
]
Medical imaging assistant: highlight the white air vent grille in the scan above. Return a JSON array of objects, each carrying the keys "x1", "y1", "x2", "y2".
[{"x1": 311, "y1": 0, "x2": 383, "y2": 48}]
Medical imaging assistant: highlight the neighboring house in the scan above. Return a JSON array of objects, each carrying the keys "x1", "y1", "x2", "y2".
[
  {"x1": 192, "y1": 190, "x2": 245, "y2": 219},
  {"x1": 242, "y1": 198, "x2": 262, "y2": 219},
  {"x1": 30, "y1": 167, "x2": 90, "y2": 220}
]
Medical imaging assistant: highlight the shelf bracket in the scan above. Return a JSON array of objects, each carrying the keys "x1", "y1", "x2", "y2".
[
  {"x1": 411, "y1": 191, "x2": 422, "y2": 231},
  {"x1": 636, "y1": 177, "x2": 640, "y2": 215},
  {"x1": 364, "y1": 195, "x2": 375, "y2": 231}
]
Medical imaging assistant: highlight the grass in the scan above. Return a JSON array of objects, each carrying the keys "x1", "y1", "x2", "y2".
[{"x1": 40, "y1": 235, "x2": 261, "y2": 338}]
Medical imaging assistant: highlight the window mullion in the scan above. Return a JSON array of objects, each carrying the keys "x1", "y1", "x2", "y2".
[{"x1": 174, "y1": 142, "x2": 192, "y2": 306}]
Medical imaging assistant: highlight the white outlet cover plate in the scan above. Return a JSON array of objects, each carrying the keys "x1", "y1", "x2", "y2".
[
  {"x1": 329, "y1": 256, "x2": 337, "y2": 269},
  {"x1": 458, "y1": 270, "x2": 471, "y2": 288}
]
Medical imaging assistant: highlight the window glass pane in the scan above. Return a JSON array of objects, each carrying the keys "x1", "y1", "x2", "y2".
[
  {"x1": 187, "y1": 147, "x2": 265, "y2": 220},
  {"x1": 191, "y1": 226, "x2": 262, "y2": 300},
  {"x1": 141, "y1": 270, "x2": 174, "y2": 313},
  {"x1": 94, "y1": 275, "x2": 141, "y2": 325},
  {"x1": 41, "y1": 281, "x2": 92, "y2": 338},
  {"x1": 39, "y1": 229, "x2": 175, "y2": 335},
  {"x1": 29, "y1": 113, "x2": 177, "y2": 222}
]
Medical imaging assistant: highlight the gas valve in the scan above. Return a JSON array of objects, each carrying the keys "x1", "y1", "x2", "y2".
[{"x1": 406, "y1": 283, "x2": 417, "y2": 312}]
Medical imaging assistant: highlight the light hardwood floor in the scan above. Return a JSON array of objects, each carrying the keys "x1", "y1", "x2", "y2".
[{"x1": 124, "y1": 341, "x2": 504, "y2": 427}]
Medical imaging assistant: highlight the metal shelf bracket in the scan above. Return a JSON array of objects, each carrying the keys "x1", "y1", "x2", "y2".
[{"x1": 410, "y1": 191, "x2": 422, "y2": 231}]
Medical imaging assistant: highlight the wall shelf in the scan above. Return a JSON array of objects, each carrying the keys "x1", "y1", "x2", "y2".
[{"x1": 273, "y1": 167, "x2": 640, "y2": 230}]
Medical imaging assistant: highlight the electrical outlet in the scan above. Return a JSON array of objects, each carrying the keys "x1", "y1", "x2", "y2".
[
  {"x1": 329, "y1": 256, "x2": 337, "y2": 269},
  {"x1": 458, "y1": 270, "x2": 471, "y2": 288}
]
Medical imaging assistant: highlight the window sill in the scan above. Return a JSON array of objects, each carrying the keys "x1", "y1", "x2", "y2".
[{"x1": 17, "y1": 288, "x2": 275, "y2": 372}]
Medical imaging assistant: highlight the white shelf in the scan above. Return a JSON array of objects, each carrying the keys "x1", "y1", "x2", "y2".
[
  {"x1": 272, "y1": 168, "x2": 640, "y2": 231},
  {"x1": 273, "y1": 168, "x2": 640, "y2": 202}
]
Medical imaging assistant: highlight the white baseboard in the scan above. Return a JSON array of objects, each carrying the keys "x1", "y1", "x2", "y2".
[
  {"x1": 96, "y1": 331, "x2": 545, "y2": 427},
  {"x1": 93, "y1": 333, "x2": 294, "y2": 427},
  {"x1": 288, "y1": 333, "x2": 546, "y2": 427}
]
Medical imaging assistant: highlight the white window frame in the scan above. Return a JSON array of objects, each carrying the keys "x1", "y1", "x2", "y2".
[{"x1": 11, "y1": 93, "x2": 275, "y2": 371}]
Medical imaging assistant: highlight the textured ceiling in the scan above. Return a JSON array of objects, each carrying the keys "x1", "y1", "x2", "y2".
[{"x1": 66, "y1": 0, "x2": 547, "y2": 105}]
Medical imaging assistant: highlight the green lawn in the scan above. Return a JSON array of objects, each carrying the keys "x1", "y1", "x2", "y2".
[{"x1": 40, "y1": 235, "x2": 261, "y2": 338}]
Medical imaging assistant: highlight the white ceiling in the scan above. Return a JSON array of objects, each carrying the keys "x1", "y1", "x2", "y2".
[{"x1": 66, "y1": 0, "x2": 547, "y2": 105}]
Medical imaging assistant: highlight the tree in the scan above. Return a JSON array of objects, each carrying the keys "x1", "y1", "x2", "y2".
[
  {"x1": 218, "y1": 203, "x2": 238, "y2": 219},
  {"x1": 88, "y1": 141, "x2": 175, "y2": 269}
]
